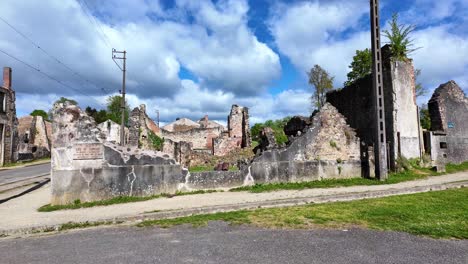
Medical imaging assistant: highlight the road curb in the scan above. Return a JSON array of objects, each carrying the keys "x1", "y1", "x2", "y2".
[{"x1": 1, "y1": 181, "x2": 466, "y2": 237}]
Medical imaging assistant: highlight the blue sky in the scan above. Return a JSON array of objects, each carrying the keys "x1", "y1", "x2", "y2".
[{"x1": 0, "y1": 0, "x2": 467, "y2": 125}]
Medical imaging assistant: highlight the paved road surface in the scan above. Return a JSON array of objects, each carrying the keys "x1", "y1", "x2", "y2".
[
  {"x1": 0, "y1": 223, "x2": 466, "y2": 264},
  {"x1": 0, "y1": 163, "x2": 50, "y2": 185}
]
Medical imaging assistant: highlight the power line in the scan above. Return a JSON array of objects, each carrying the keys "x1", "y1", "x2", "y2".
[
  {"x1": 80, "y1": 0, "x2": 113, "y2": 47},
  {"x1": 0, "y1": 48, "x2": 105, "y2": 108},
  {"x1": 0, "y1": 15, "x2": 113, "y2": 95},
  {"x1": 77, "y1": 0, "x2": 112, "y2": 49}
]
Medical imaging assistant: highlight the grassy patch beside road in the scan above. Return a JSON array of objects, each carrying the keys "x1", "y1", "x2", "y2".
[
  {"x1": 231, "y1": 162, "x2": 468, "y2": 193},
  {"x1": 1, "y1": 157, "x2": 50, "y2": 169},
  {"x1": 138, "y1": 187, "x2": 468, "y2": 239},
  {"x1": 38, "y1": 190, "x2": 219, "y2": 212}
]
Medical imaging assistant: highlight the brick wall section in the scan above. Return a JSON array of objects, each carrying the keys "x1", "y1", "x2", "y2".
[{"x1": 428, "y1": 81, "x2": 468, "y2": 164}]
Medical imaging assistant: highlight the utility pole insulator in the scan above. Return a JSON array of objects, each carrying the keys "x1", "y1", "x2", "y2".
[{"x1": 370, "y1": 0, "x2": 388, "y2": 180}]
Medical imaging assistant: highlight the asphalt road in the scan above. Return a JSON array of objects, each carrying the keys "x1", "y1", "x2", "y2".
[
  {"x1": 0, "y1": 223, "x2": 466, "y2": 264},
  {"x1": 0, "y1": 163, "x2": 50, "y2": 185}
]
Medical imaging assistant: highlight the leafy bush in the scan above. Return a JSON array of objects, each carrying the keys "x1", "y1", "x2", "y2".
[
  {"x1": 148, "y1": 131, "x2": 164, "y2": 151},
  {"x1": 251, "y1": 117, "x2": 291, "y2": 146}
]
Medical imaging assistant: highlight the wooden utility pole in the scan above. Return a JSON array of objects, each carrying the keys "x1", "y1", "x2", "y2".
[
  {"x1": 370, "y1": 0, "x2": 388, "y2": 180},
  {"x1": 112, "y1": 49, "x2": 127, "y2": 146}
]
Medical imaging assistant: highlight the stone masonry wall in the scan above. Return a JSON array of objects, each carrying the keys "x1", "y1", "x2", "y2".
[
  {"x1": 428, "y1": 81, "x2": 468, "y2": 164},
  {"x1": 162, "y1": 127, "x2": 223, "y2": 151},
  {"x1": 249, "y1": 103, "x2": 361, "y2": 183},
  {"x1": 0, "y1": 67, "x2": 18, "y2": 165},
  {"x1": 51, "y1": 102, "x2": 183, "y2": 205},
  {"x1": 327, "y1": 45, "x2": 422, "y2": 171}
]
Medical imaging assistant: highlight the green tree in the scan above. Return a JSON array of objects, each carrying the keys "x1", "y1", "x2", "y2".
[
  {"x1": 345, "y1": 48, "x2": 372, "y2": 86},
  {"x1": 415, "y1": 69, "x2": 428, "y2": 98},
  {"x1": 106, "y1": 95, "x2": 129, "y2": 124},
  {"x1": 30, "y1": 109, "x2": 49, "y2": 120},
  {"x1": 85, "y1": 106, "x2": 109, "y2": 124},
  {"x1": 383, "y1": 13, "x2": 418, "y2": 61},
  {"x1": 250, "y1": 117, "x2": 291, "y2": 146},
  {"x1": 419, "y1": 104, "x2": 431, "y2": 130},
  {"x1": 308, "y1": 65, "x2": 334, "y2": 110}
]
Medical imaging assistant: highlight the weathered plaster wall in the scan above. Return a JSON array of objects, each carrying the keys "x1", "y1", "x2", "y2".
[
  {"x1": 97, "y1": 119, "x2": 128, "y2": 144},
  {"x1": 428, "y1": 81, "x2": 468, "y2": 164},
  {"x1": 387, "y1": 60, "x2": 421, "y2": 160},
  {"x1": 51, "y1": 102, "x2": 184, "y2": 205}
]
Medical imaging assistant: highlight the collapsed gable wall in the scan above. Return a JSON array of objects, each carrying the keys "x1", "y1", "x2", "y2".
[
  {"x1": 428, "y1": 81, "x2": 468, "y2": 164},
  {"x1": 250, "y1": 103, "x2": 361, "y2": 183}
]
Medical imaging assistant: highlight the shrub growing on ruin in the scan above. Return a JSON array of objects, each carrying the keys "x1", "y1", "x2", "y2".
[
  {"x1": 148, "y1": 131, "x2": 164, "y2": 151},
  {"x1": 383, "y1": 13, "x2": 418, "y2": 61}
]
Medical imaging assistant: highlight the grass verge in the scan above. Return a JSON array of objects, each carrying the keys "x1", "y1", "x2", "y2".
[
  {"x1": 2, "y1": 157, "x2": 51, "y2": 168},
  {"x1": 189, "y1": 165, "x2": 238, "y2": 172},
  {"x1": 230, "y1": 162, "x2": 468, "y2": 193},
  {"x1": 38, "y1": 190, "x2": 219, "y2": 212},
  {"x1": 138, "y1": 187, "x2": 468, "y2": 239}
]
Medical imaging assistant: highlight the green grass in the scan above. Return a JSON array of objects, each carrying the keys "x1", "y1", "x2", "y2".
[
  {"x1": 189, "y1": 165, "x2": 238, "y2": 172},
  {"x1": 138, "y1": 188, "x2": 468, "y2": 239},
  {"x1": 230, "y1": 162, "x2": 468, "y2": 193},
  {"x1": 2, "y1": 157, "x2": 50, "y2": 168},
  {"x1": 38, "y1": 190, "x2": 219, "y2": 212}
]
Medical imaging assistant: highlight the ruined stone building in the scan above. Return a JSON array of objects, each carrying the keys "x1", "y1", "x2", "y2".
[
  {"x1": 97, "y1": 119, "x2": 128, "y2": 145},
  {"x1": 17, "y1": 115, "x2": 52, "y2": 161},
  {"x1": 0, "y1": 67, "x2": 18, "y2": 165},
  {"x1": 327, "y1": 45, "x2": 422, "y2": 172},
  {"x1": 426, "y1": 81, "x2": 468, "y2": 165},
  {"x1": 251, "y1": 103, "x2": 361, "y2": 182},
  {"x1": 159, "y1": 105, "x2": 250, "y2": 160},
  {"x1": 161, "y1": 116, "x2": 225, "y2": 151},
  {"x1": 127, "y1": 104, "x2": 162, "y2": 149},
  {"x1": 213, "y1": 105, "x2": 251, "y2": 156}
]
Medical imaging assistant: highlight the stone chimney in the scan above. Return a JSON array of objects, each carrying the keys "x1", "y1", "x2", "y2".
[{"x1": 3, "y1": 67, "x2": 11, "y2": 89}]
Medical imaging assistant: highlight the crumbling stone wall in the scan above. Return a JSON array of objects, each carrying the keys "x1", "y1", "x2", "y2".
[
  {"x1": 228, "y1": 105, "x2": 251, "y2": 148},
  {"x1": 249, "y1": 103, "x2": 361, "y2": 183},
  {"x1": 0, "y1": 67, "x2": 18, "y2": 165},
  {"x1": 327, "y1": 45, "x2": 422, "y2": 171},
  {"x1": 17, "y1": 115, "x2": 51, "y2": 161},
  {"x1": 162, "y1": 138, "x2": 192, "y2": 167},
  {"x1": 428, "y1": 81, "x2": 468, "y2": 164},
  {"x1": 162, "y1": 127, "x2": 223, "y2": 151},
  {"x1": 128, "y1": 104, "x2": 162, "y2": 150},
  {"x1": 97, "y1": 119, "x2": 128, "y2": 145},
  {"x1": 50, "y1": 102, "x2": 183, "y2": 205},
  {"x1": 212, "y1": 105, "x2": 251, "y2": 156}
]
